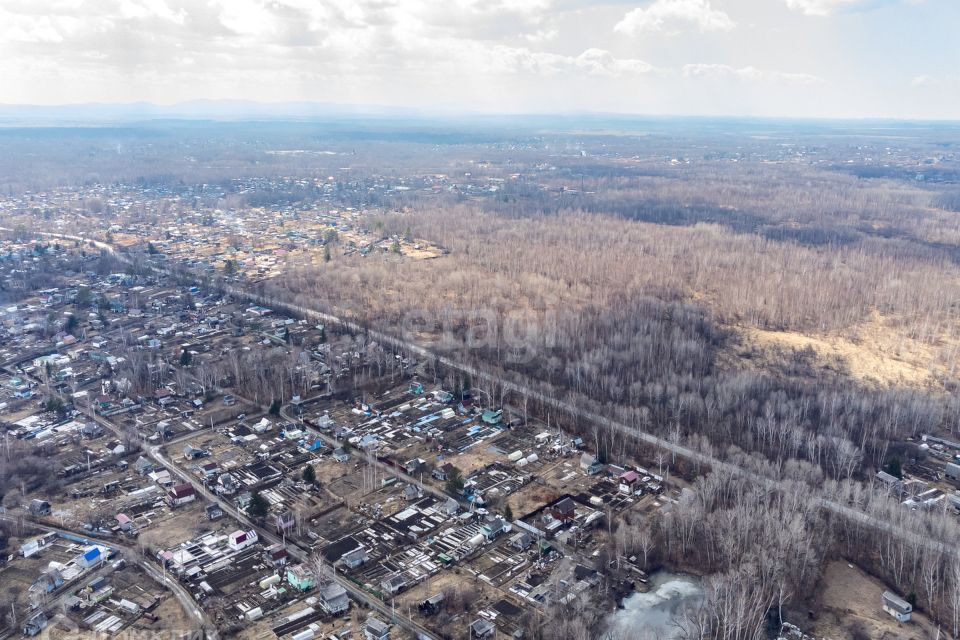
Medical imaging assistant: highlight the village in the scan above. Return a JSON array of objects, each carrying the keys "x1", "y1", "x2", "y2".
[
  {"x1": 0, "y1": 172, "x2": 516, "y2": 284},
  {"x1": 0, "y1": 234, "x2": 685, "y2": 640}
]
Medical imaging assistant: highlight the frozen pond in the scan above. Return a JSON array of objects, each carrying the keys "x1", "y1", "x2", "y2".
[{"x1": 603, "y1": 572, "x2": 704, "y2": 640}]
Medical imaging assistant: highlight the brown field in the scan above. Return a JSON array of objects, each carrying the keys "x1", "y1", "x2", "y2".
[
  {"x1": 449, "y1": 444, "x2": 506, "y2": 476},
  {"x1": 736, "y1": 310, "x2": 959, "y2": 390},
  {"x1": 137, "y1": 500, "x2": 229, "y2": 549},
  {"x1": 394, "y1": 567, "x2": 503, "y2": 616},
  {"x1": 810, "y1": 561, "x2": 938, "y2": 640},
  {"x1": 505, "y1": 481, "x2": 562, "y2": 517}
]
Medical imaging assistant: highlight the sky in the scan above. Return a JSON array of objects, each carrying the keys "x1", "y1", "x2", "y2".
[{"x1": 0, "y1": 0, "x2": 957, "y2": 119}]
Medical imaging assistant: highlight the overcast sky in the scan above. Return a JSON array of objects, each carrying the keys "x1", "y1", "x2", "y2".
[{"x1": 0, "y1": 0, "x2": 957, "y2": 119}]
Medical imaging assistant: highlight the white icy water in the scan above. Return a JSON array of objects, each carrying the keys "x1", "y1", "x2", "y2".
[{"x1": 603, "y1": 572, "x2": 704, "y2": 640}]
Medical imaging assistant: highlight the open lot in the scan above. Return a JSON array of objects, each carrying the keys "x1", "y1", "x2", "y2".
[{"x1": 811, "y1": 561, "x2": 939, "y2": 640}]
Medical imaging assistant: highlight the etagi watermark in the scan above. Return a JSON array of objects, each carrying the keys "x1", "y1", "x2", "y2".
[
  {"x1": 399, "y1": 308, "x2": 557, "y2": 365},
  {"x1": 39, "y1": 614, "x2": 216, "y2": 640}
]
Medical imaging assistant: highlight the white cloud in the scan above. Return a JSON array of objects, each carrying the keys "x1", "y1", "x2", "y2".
[
  {"x1": 615, "y1": 0, "x2": 735, "y2": 36},
  {"x1": 911, "y1": 74, "x2": 959, "y2": 88},
  {"x1": 682, "y1": 63, "x2": 822, "y2": 84},
  {"x1": 576, "y1": 48, "x2": 655, "y2": 76},
  {"x1": 783, "y1": 0, "x2": 865, "y2": 16},
  {"x1": 486, "y1": 46, "x2": 655, "y2": 77},
  {"x1": 0, "y1": 8, "x2": 97, "y2": 44},
  {"x1": 786, "y1": 0, "x2": 927, "y2": 14},
  {"x1": 0, "y1": 16, "x2": 65, "y2": 43},
  {"x1": 119, "y1": 0, "x2": 185, "y2": 25}
]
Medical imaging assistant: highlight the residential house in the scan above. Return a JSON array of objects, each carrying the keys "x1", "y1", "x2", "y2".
[
  {"x1": 198, "y1": 461, "x2": 219, "y2": 479},
  {"x1": 364, "y1": 617, "x2": 391, "y2": 640},
  {"x1": 115, "y1": 513, "x2": 134, "y2": 532},
  {"x1": 481, "y1": 409, "x2": 502, "y2": 425},
  {"x1": 403, "y1": 458, "x2": 425, "y2": 474},
  {"x1": 78, "y1": 546, "x2": 103, "y2": 568},
  {"x1": 286, "y1": 563, "x2": 315, "y2": 591},
  {"x1": 155, "y1": 421, "x2": 173, "y2": 439},
  {"x1": 103, "y1": 440, "x2": 126, "y2": 456},
  {"x1": 619, "y1": 470, "x2": 640, "y2": 494},
  {"x1": 167, "y1": 483, "x2": 196, "y2": 507},
  {"x1": 339, "y1": 547, "x2": 369, "y2": 571},
  {"x1": 264, "y1": 543, "x2": 289, "y2": 567},
  {"x1": 134, "y1": 456, "x2": 154, "y2": 475},
  {"x1": 509, "y1": 531, "x2": 532, "y2": 551},
  {"x1": 482, "y1": 516, "x2": 509, "y2": 541},
  {"x1": 441, "y1": 497, "x2": 460, "y2": 516},
  {"x1": 183, "y1": 444, "x2": 209, "y2": 460},
  {"x1": 574, "y1": 564, "x2": 601, "y2": 586},
  {"x1": 433, "y1": 463, "x2": 455, "y2": 482},
  {"x1": 252, "y1": 418, "x2": 273, "y2": 433},
  {"x1": 30, "y1": 569, "x2": 64, "y2": 594},
  {"x1": 580, "y1": 453, "x2": 602, "y2": 475},
  {"x1": 318, "y1": 580, "x2": 350, "y2": 614},
  {"x1": 149, "y1": 469, "x2": 172, "y2": 487},
  {"x1": 551, "y1": 497, "x2": 577, "y2": 522},
  {"x1": 205, "y1": 503, "x2": 224, "y2": 520},
  {"x1": 380, "y1": 573, "x2": 408, "y2": 597},
  {"x1": 228, "y1": 529, "x2": 258, "y2": 551},
  {"x1": 358, "y1": 434, "x2": 378, "y2": 450},
  {"x1": 235, "y1": 491, "x2": 252, "y2": 511},
  {"x1": 80, "y1": 423, "x2": 104, "y2": 439},
  {"x1": 217, "y1": 473, "x2": 238, "y2": 495},
  {"x1": 332, "y1": 447, "x2": 350, "y2": 463},
  {"x1": 275, "y1": 511, "x2": 295, "y2": 535}
]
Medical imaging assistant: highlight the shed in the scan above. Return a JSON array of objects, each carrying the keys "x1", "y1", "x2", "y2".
[
  {"x1": 946, "y1": 463, "x2": 960, "y2": 481},
  {"x1": 29, "y1": 499, "x2": 52, "y2": 516},
  {"x1": 882, "y1": 591, "x2": 912, "y2": 622},
  {"x1": 469, "y1": 618, "x2": 495, "y2": 639}
]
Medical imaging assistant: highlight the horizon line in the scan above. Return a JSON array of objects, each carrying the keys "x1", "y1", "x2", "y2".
[{"x1": 0, "y1": 100, "x2": 958, "y2": 126}]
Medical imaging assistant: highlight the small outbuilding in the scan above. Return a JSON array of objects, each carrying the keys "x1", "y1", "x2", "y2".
[{"x1": 882, "y1": 591, "x2": 912, "y2": 622}]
